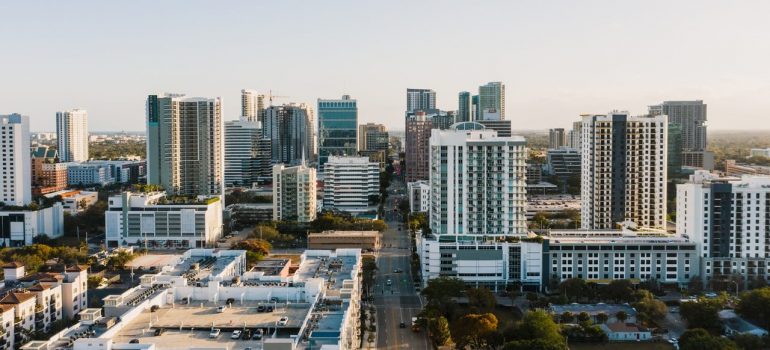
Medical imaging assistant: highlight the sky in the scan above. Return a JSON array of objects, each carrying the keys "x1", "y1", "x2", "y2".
[{"x1": 2, "y1": 0, "x2": 770, "y2": 132}]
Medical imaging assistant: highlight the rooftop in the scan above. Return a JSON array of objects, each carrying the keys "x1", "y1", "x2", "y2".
[{"x1": 551, "y1": 303, "x2": 637, "y2": 317}]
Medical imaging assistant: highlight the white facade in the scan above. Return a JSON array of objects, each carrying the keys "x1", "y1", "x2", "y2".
[
  {"x1": 407, "y1": 181, "x2": 430, "y2": 213},
  {"x1": 56, "y1": 109, "x2": 89, "y2": 162},
  {"x1": 240, "y1": 89, "x2": 265, "y2": 123},
  {"x1": 417, "y1": 234, "x2": 543, "y2": 291},
  {"x1": 677, "y1": 171, "x2": 770, "y2": 284},
  {"x1": 581, "y1": 112, "x2": 667, "y2": 230},
  {"x1": 429, "y1": 122, "x2": 527, "y2": 237},
  {"x1": 0, "y1": 114, "x2": 32, "y2": 206},
  {"x1": 478, "y1": 82, "x2": 505, "y2": 120},
  {"x1": 0, "y1": 204, "x2": 64, "y2": 246},
  {"x1": 105, "y1": 191, "x2": 223, "y2": 249},
  {"x1": 273, "y1": 164, "x2": 317, "y2": 223},
  {"x1": 67, "y1": 163, "x2": 113, "y2": 186},
  {"x1": 750, "y1": 148, "x2": 770, "y2": 158},
  {"x1": 225, "y1": 118, "x2": 271, "y2": 187},
  {"x1": 322, "y1": 156, "x2": 379, "y2": 213}
]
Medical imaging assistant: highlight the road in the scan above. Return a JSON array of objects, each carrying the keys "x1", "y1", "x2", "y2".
[{"x1": 374, "y1": 179, "x2": 430, "y2": 350}]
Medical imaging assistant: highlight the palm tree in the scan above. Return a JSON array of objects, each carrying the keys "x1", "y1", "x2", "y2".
[{"x1": 615, "y1": 311, "x2": 628, "y2": 323}]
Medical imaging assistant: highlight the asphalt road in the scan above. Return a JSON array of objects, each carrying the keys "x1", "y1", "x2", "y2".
[{"x1": 374, "y1": 180, "x2": 430, "y2": 350}]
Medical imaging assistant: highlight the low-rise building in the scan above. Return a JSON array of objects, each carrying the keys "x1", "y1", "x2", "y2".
[
  {"x1": 44, "y1": 190, "x2": 98, "y2": 215},
  {"x1": 31, "y1": 146, "x2": 68, "y2": 195},
  {"x1": 0, "y1": 204, "x2": 64, "y2": 246},
  {"x1": 550, "y1": 303, "x2": 638, "y2": 324},
  {"x1": 407, "y1": 181, "x2": 430, "y2": 213},
  {"x1": 724, "y1": 159, "x2": 770, "y2": 177},
  {"x1": 308, "y1": 231, "x2": 381, "y2": 251},
  {"x1": 600, "y1": 323, "x2": 652, "y2": 342},
  {"x1": 719, "y1": 309, "x2": 768, "y2": 337},
  {"x1": 545, "y1": 147, "x2": 581, "y2": 179},
  {"x1": 224, "y1": 203, "x2": 273, "y2": 229},
  {"x1": 544, "y1": 229, "x2": 698, "y2": 288},
  {"x1": 105, "y1": 191, "x2": 223, "y2": 249},
  {"x1": 19, "y1": 248, "x2": 362, "y2": 350},
  {"x1": 67, "y1": 163, "x2": 113, "y2": 187}
]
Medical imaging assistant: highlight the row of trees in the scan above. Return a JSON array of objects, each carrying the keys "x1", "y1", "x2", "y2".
[
  {"x1": 558, "y1": 278, "x2": 654, "y2": 304},
  {"x1": 0, "y1": 243, "x2": 91, "y2": 273},
  {"x1": 310, "y1": 212, "x2": 388, "y2": 232}
]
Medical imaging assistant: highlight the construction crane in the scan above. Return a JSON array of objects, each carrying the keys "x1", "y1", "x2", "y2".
[{"x1": 267, "y1": 90, "x2": 290, "y2": 106}]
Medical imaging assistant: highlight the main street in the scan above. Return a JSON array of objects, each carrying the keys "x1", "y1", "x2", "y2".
[{"x1": 373, "y1": 179, "x2": 430, "y2": 350}]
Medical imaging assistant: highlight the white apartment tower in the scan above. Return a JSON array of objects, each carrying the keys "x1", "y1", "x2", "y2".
[
  {"x1": 56, "y1": 109, "x2": 89, "y2": 162},
  {"x1": 677, "y1": 171, "x2": 770, "y2": 284},
  {"x1": 146, "y1": 94, "x2": 224, "y2": 197},
  {"x1": 225, "y1": 118, "x2": 271, "y2": 187},
  {"x1": 322, "y1": 156, "x2": 379, "y2": 214},
  {"x1": 241, "y1": 89, "x2": 266, "y2": 124},
  {"x1": 0, "y1": 114, "x2": 32, "y2": 206},
  {"x1": 581, "y1": 112, "x2": 668, "y2": 230},
  {"x1": 429, "y1": 122, "x2": 527, "y2": 237},
  {"x1": 272, "y1": 164, "x2": 317, "y2": 223},
  {"x1": 478, "y1": 82, "x2": 505, "y2": 120}
]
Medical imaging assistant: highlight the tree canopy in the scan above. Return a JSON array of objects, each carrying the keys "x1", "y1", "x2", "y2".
[{"x1": 736, "y1": 287, "x2": 770, "y2": 330}]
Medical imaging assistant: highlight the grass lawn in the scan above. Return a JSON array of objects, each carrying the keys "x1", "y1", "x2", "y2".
[{"x1": 570, "y1": 342, "x2": 675, "y2": 350}]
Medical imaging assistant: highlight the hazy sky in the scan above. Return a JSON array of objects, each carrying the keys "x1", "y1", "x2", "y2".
[{"x1": 2, "y1": 1, "x2": 770, "y2": 132}]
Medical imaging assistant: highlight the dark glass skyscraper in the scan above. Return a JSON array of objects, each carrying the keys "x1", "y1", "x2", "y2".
[
  {"x1": 318, "y1": 95, "x2": 358, "y2": 167},
  {"x1": 458, "y1": 91, "x2": 471, "y2": 122}
]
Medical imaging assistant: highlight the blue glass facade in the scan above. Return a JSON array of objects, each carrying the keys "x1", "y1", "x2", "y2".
[{"x1": 318, "y1": 96, "x2": 358, "y2": 167}]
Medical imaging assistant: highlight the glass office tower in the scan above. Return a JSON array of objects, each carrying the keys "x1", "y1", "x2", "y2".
[{"x1": 317, "y1": 95, "x2": 358, "y2": 167}]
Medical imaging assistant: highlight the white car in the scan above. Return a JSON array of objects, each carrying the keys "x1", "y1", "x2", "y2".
[
  {"x1": 386, "y1": 279, "x2": 392, "y2": 286},
  {"x1": 231, "y1": 330, "x2": 242, "y2": 339},
  {"x1": 278, "y1": 317, "x2": 289, "y2": 326},
  {"x1": 209, "y1": 329, "x2": 221, "y2": 338},
  {"x1": 217, "y1": 305, "x2": 226, "y2": 313}
]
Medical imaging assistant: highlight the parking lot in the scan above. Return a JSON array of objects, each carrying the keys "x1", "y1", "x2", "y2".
[{"x1": 113, "y1": 328, "x2": 268, "y2": 350}]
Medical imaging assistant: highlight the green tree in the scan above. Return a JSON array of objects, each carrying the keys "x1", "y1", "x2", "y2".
[
  {"x1": 615, "y1": 311, "x2": 628, "y2": 323},
  {"x1": 452, "y1": 313, "x2": 498, "y2": 350},
  {"x1": 559, "y1": 278, "x2": 586, "y2": 302},
  {"x1": 233, "y1": 238, "x2": 272, "y2": 256},
  {"x1": 688, "y1": 276, "x2": 704, "y2": 294},
  {"x1": 467, "y1": 287, "x2": 497, "y2": 312},
  {"x1": 505, "y1": 310, "x2": 567, "y2": 349},
  {"x1": 428, "y1": 316, "x2": 452, "y2": 348},
  {"x1": 736, "y1": 287, "x2": 770, "y2": 329},
  {"x1": 106, "y1": 250, "x2": 136, "y2": 270},
  {"x1": 603, "y1": 279, "x2": 634, "y2": 303},
  {"x1": 732, "y1": 333, "x2": 765, "y2": 350},
  {"x1": 680, "y1": 299, "x2": 723, "y2": 334},
  {"x1": 679, "y1": 328, "x2": 738, "y2": 350},
  {"x1": 576, "y1": 312, "x2": 591, "y2": 323},
  {"x1": 632, "y1": 290, "x2": 667, "y2": 325},
  {"x1": 560, "y1": 312, "x2": 574, "y2": 323},
  {"x1": 595, "y1": 312, "x2": 608, "y2": 324}
]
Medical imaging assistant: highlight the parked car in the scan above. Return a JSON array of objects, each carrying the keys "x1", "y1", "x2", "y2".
[
  {"x1": 209, "y1": 329, "x2": 221, "y2": 338},
  {"x1": 386, "y1": 279, "x2": 392, "y2": 286},
  {"x1": 242, "y1": 329, "x2": 252, "y2": 340},
  {"x1": 266, "y1": 305, "x2": 274, "y2": 312},
  {"x1": 256, "y1": 305, "x2": 266, "y2": 312},
  {"x1": 399, "y1": 322, "x2": 406, "y2": 328},
  {"x1": 231, "y1": 330, "x2": 242, "y2": 339},
  {"x1": 217, "y1": 305, "x2": 226, "y2": 313},
  {"x1": 278, "y1": 317, "x2": 289, "y2": 326},
  {"x1": 154, "y1": 328, "x2": 164, "y2": 336},
  {"x1": 129, "y1": 339, "x2": 139, "y2": 344},
  {"x1": 253, "y1": 329, "x2": 264, "y2": 340}
]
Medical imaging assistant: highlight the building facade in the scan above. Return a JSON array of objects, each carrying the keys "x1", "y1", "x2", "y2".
[
  {"x1": 322, "y1": 156, "x2": 379, "y2": 214},
  {"x1": 649, "y1": 100, "x2": 711, "y2": 169},
  {"x1": 358, "y1": 123, "x2": 388, "y2": 152},
  {"x1": 224, "y1": 118, "x2": 271, "y2": 187},
  {"x1": 55, "y1": 109, "x2": 89, "y2": 162},
  {"x1": 240, "y1": 89, "x2": 265, "y2": 124},
  {"x1": 66, "y1": 163, "x2": 112, "y2": 186},
  {"x1": 429, "y1": 122, "x2": 528, "y2": 237},
  {"x1": 677, "y1": 171, "x2": 770, "y2": 286},
  {"x1": 0, "y1": 114, "x2": 32, "y2": 206},
  {"x1": 478, "y1": 82, "x2": 505, "y2": 120},
  {"x1": 458, "y1": 91, "x2": 472, "y2": 122},
  {"x1": 272, "y1": 164, "x2": 317, "y2": 223},
  {"x1": 407, "y1": 180, "x2": 430, "y2": 213},
  {"x1": 548, "y1": 128, "x2": 567, "y2": 149},
  {"x1": 581, "y1": 112, "x2": 668, "y2": 230},
  {"x1": 31, "y1": 147, "x2": 67, "y2": 195},
  {"x1": 263, "y1": 104, "x2": 314, "y2": 165},
  {"x1": 545, "y1": 147, "x2": 581, "y2": 179},
  {"x1": 146, "y1": 94, "x2": 224, "y2": 197},
  {"x1": 406, "y1": 88, "x2": 436, "y2": 113},
  {"x1": 0, "y1": 204, "x2": 64, "y2": 246},
  {"x1": 568, "y1": 120, "x2": 583, "y2": 151},
  {"x1": 404, "y1": 112, "x2": 432, "y2": 182},
  {"x1": 105, "y1": 191, "x2": 223, "y2": 248},
  {"x1": 318, "y1": 96, "x2": 358, "y2": 167}
]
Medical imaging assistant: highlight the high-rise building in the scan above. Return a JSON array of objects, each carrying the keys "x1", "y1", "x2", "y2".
[
  {"x1": 545, "y1": 147, "x2": 581, "y2": 179},
  {"x1": 404, "y1": 112, "x2": 433, "y2": 182},
  {"x1": 581, "y1": 112, "x2": 668, "y2": 230},
  {"x1": 677, "y1": 171, "x2": 770, "y2": 285},
  {"x1": 358, "y1": 123, "x2": 388, "y2": 152},
  {"x1": 431, "y1": 112, "x2": 456, "y2": 130},
  {"x1": 478, "y1": 82, "x2": 505, "y2": 120},
  {"x1": 429, "y1": 122, "x2": 528, "y2": 237},
  {"x1": 471, "y1": 95, "x2": 479, "y2": 121},
  {"x1": 322, "y1": 156, "x2": 379, "y2": 214},
  {"x1": 225, "y1": 118, "x2": 272, "y2": 187},
  {"x1": 567, "y1": 120, "x2": 583, "y2": 151},
  {"x1": 548, "y1": 128, "x2": 567, "y2": 149},
  {"x1": 649, "y1": 100, "x2": 710, "y2": 169},
  {"x1": 240, "y1": 89, "x2": 266, "y2": 124},
  {"x1": 56, "y1": 109, "x2": 89, "y2": 162},
  {"x1": 318, "y1": 95, "x2": 358, "y2": 167},
  {"x1": 263, "y1": 104, "x2": 313, "y2": 165},
  {"x1": 146, "y1": 94, "x2": 224, "y2": 197},
  {"x1": 272, "y1": 164, "x2": 317, "y2": 223},
  {"x1": 457, "y1": 91, "x2": 472, "y2": 122},
  {"x1": 0, "y1": 114, "x2": 32, "y2": 206},
  {"x1": 477, "y1": 120, "x2": 512, "y2": 137},
  {"x1": 406, "y1": 88, "x2": 436, "y2": 113}
]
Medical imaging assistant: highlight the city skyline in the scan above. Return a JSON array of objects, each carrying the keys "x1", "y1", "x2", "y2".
[{"x1": 3, "y1": 1, "x2": 770, "y2": 132}]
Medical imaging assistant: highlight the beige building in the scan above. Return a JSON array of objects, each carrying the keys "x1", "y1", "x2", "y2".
[
  {"x1": 308, "y1": 231, "x2": 381, "y2": 251},
  {"x1": 273, "y1": 164, "x2": 317, "y2": 223}
]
